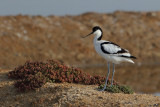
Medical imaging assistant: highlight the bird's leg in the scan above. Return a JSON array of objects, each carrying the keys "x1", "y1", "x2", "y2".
[
  {"x1": 111, "y1": 63, "x2": 115, "y2": 86},
  {"x1": 99, "y1": 62, "x2": 110, "y2": 91}
]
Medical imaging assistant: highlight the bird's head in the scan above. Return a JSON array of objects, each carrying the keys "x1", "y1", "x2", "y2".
[{"x1": 82, "y1": 26, "x2": 103, "y2": 38}]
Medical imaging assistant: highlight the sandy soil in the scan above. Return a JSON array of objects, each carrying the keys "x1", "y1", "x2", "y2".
[{"x1": 0, "y1": 70, "x2": 160, "y2": 107}]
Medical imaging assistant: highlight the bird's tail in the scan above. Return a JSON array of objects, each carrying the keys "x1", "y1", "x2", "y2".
[
  {"x1": 130, "y1": 55, "x2": 137, "y2": 59},
  {"x1": 126, "y1": 58, "x2": 134, "y2": 63}
]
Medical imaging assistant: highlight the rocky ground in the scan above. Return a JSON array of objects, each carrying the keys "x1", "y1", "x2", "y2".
[{"x1": 0, "y1": 70, "x2": 160, "y2": 107}]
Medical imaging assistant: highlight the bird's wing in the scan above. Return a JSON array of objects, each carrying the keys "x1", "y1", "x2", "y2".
[{"x1": 100, "y1": 42, "x2": 129, "y2": 54}]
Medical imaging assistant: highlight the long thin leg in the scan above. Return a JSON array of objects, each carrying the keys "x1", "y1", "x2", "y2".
[
  {"x1": 99, "y1": 62, "x2": 110, "y2": 91},
  {"x1": 111, "y1": 63, "x2": 115, "y2": 86}
]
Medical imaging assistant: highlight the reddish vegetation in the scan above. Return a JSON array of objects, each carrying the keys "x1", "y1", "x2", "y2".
[
  {"x1": 8, "y1": 60, "x2": 117, "y2": 92},
  {"x1": 14, "y1": 72, "x2": 46, "y2": 92}
]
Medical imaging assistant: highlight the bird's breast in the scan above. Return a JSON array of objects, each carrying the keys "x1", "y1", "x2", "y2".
[
  {"x1": 93, "y1": 42, "x2": 103, "y2": 56},
  {"x1": 93, "y1": 41, "x2": 111, "y2": 61}
]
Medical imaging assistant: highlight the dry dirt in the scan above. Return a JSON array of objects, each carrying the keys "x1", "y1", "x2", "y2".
[{"x1": 0, "y1": 70, "x2": 160, "y2": 107}]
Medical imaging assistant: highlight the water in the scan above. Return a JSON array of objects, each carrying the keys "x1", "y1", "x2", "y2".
[{"x1": 154, "y1": 93, "x2": 160, "y2": 97}]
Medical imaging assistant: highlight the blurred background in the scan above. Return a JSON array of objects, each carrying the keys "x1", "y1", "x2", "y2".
[{"x1": 0, "y1": 0, "x2": 160, "y2": 95}]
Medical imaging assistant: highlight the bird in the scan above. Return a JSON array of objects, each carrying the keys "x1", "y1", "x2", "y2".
[{"x1": 82, "y1": 26, "x2": 136, "y2": 91}]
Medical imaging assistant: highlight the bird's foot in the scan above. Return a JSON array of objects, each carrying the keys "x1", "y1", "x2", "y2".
[{"x1": 98, "y1": 88, "x2": 106, "y2": 91}]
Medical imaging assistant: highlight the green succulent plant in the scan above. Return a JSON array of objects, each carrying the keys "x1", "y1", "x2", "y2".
[{"x1": 98, "y1": 84, "x2": 134, "y2": 94}]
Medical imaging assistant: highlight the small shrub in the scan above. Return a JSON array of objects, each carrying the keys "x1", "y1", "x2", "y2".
[
  {"x1": 99, "y1": 85, "x2": 121, "y2": 93},
  {"x1": 118, "y1": 85, "x2": 134, "y2": 94},
  {"x1": 8, "y1": 60, "x2": 118, "y2": 92},
  {"x1": 15, "y1": 72, "x2": 47, "y2": 92},
  {"x1": 98, "y1": 84, "x2": 134, "y2": 94},
  {"x1": 8, "y1": 61, "x2": 53, "y2": 80}
]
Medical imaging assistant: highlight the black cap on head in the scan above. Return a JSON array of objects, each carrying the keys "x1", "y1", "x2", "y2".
[
  {"x1": 92, "y1": 26, "x2": 102, "y2": 32},
  {"x1": 82, "y1": 26, "x2": 102, "y2": 38}
]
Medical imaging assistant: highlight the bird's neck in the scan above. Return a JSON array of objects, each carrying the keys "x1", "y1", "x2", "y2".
[
  {"x1": 94, "y1": 34, "x2": 102, "y2": 45},
  {"x1": 94, "y1": 33, "x2": 103, "y2": 41},
  {"x1": 94, "y1": 30, "x2": 103, "y2": 41}
]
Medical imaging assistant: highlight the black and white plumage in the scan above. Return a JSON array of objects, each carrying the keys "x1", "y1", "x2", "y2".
[
  {"x1": 99, "y1": 41, "x2": 136, "y2": 64},
  {"x1": 82, "y1": 26, "x2": 136, "y2": 91}
]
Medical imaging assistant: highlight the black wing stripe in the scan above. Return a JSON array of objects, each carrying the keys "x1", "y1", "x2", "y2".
[
  {"x1": 117, "y1": 48, "x2": 128, "y2": 54},
  {"x1": 102, "y1": 42, "x2": 120, "y2": 47},
  {"x1": 101, "y1": 44, "x2": 110, "y2": 54},
  {"x1": 120, "y1": 55, "x2": 137, "y2": 59},
  {"x1": 100, "y1": 42, "x2": 128, "y2": 54}
]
